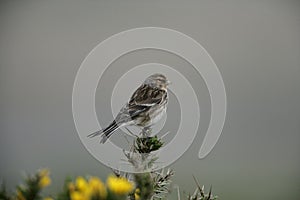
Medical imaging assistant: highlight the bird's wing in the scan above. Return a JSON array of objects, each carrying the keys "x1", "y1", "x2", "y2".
[
  {"x1": 129, "y1": 84, "x2": 166, "y2": 106},
  {"x1": 126, "y1": 84, "x2": 167, "y2": 118},
  {"x1": 115, "y1": 84, "x2": 167, "y2": 123}
]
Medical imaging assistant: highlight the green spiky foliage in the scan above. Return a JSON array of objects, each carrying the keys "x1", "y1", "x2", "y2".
[
  {"x1": 0, "y1": 128, "x2": 219, "y2": 200},
  {"x1": 152, "y1": 169, "x2": 174, "y2": 199},
  {"x1": 17, "y1": 179, "x2": 40, "y2": 200},
  {"x1": 56, "y1": 177, "x2": 72, "y2": 200},
  {"x1": 0, "y1": 183, "x2": 11, "y2": 200},
  {"x1": 187, "y1": 177, "x2": 218, "y2": 200},
  {"x1": 135, "y1": 136, "x2": 164, "y2": 154},
  {"x1": 133, "y1": 173, "x2": 154, "y2": 200},
  {"x1": 15, "y1": 171, "x2": 49, "y2": 200}
]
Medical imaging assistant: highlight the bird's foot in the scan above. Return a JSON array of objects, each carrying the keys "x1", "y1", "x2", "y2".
[{"x1": 142, "y1": 127, "x2": 152, "y2": 137}]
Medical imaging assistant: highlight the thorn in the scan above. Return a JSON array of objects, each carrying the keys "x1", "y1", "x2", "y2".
[
  {"x1": 208, "y1": 185, "x2": 212, "y2": 199},
  {"x1": 192, "y1": 175, "x2": 204, "y2": 197},
  {"x1": 174, "y1": 185, "x2": 181, "y2": 200},
  {"x1": 192, "y1": 188, "x2": 198, "y2": 197}
]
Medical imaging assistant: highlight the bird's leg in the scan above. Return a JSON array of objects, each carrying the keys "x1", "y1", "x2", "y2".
[{"x1": 142, "y1": 126, "x2": 152, "y2": 137}]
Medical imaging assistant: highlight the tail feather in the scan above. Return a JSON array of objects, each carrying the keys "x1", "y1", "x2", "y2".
[
  {"x1": 100, "y1": 121, "x2": 119, "y2": 143},
  {"x1": 87, "y1": 120, "x2": 120, "y2": 143},
  {"x1": 87, "y1": 130, "x2": 102, "y2": 138}
]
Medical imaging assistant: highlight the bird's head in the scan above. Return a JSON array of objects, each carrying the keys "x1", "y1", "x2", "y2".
[{"x1": 144, "y1": 73, "x2": 171, "y2": 89}]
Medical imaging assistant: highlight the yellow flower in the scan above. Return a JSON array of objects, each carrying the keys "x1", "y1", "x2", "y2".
[
  {"x1": 44, "y1": 197, "x2": 53, "y2": 200},
  {"x1": 75, "y1": 177, "x2": 88, "y2": 192},
  {"x1": 72, "y1": 176, "x2": 92, "y2": 200},
  {"x1": 134, "y1": 188, "x2": 140, "y2": 200},
  {"x1": 16, "y1": 190, "x2": 25, "y2": 200},
  {"x1": 106, "y1": 175, "x2": 134, "y2": 195},
  {"x1": 39, "y1": 176, "x2": 51, "y2": 188},
  {"x1": 88, "y1": 177, "x2": 107, "y2": 198},
  {"x1": 38, "y1": 169, "x2": 51, "y2": 188},
  {"x1": 70, "y1": 191, "x2": 86, "y2": 200}
]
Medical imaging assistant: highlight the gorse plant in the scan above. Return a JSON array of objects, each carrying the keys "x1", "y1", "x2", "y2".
[
  {"x1": 0, "y1": 131, "x2": 218, "y2": 200},
  {"x1": 0, "y1": 169, "x2": 52, "y2": 200}
]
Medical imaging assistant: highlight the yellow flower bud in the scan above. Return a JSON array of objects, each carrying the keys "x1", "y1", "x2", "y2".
[
  {"x1": 44, "y1": 197, "x2": 53, "y2": 200},
  {"x1": 38, "y1": 169, "x2": 51, "y2": 188},
  {"x1": 75, "y1": 177, "x2": 88, "y2": 192},
  {"x1": 107, "y1": 175, "x2": 134, "y2": 196},
  {"x1": 134, "y1": 188, "x2": 140, "y2": 200},
  {"x1": 70, "y1": 191, "x2": 85, "y2": 200},
  {"x1": 39, "y1": 175, "x2": 51, "y2": 188},
  {"x1": 16, "y1": 190, "x2": 25, "y2": 200},
  {"x1": 88, "y1": 177, "x2": 107, "y2": 199},
  {"x1": 68, "y1": 182, "x2": 76, "y2": 192}
]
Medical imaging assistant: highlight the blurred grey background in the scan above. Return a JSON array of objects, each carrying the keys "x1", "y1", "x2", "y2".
[{"x1": 0, "y1": 0, "x2": 299, "y2": 199}]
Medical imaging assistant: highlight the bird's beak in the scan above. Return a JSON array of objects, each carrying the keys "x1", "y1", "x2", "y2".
[{"x1": 167, "y1": 80, "x2": 172, "y2": 85}]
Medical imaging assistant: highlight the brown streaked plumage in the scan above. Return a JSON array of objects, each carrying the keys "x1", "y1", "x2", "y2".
[{"x1": 88, "y1": 73, "x2": 170, "y2": 143}]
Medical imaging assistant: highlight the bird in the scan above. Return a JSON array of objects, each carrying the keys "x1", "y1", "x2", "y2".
[{"x1": 88, "y1": 73, "x2": 170, "y2": 143}]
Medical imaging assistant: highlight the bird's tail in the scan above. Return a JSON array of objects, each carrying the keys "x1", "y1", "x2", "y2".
[{"x1": 87, "y1": 120, "x2": 119, "y2": 143}]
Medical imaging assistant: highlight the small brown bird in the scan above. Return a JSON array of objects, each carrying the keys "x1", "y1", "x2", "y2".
[{"x1": 88, "y1": 73, "x2": 170, "y2": 143}]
